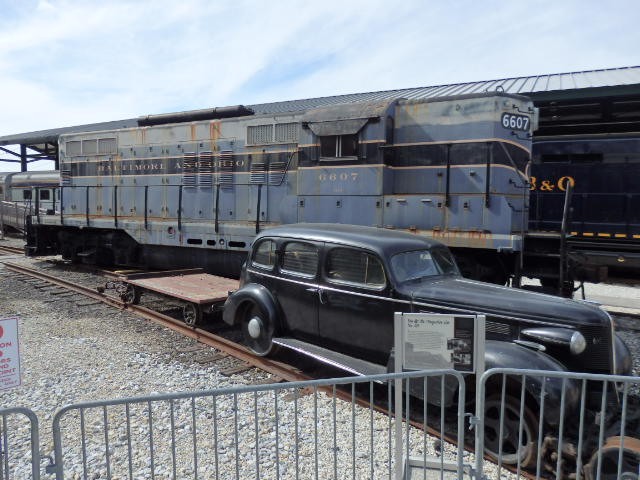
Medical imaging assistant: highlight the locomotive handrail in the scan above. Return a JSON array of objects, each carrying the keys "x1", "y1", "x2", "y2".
[
  {"x1": 85, "y1": 186, "x2": 89, "y2": 226},
  {"x1": 60, "y1": 185, "x2": 64, "y2": 224},
  {"x1": 558, "y1": 182, "x2": 574, "y2": 296},
  {"x1": 144, "y1": 185, "x2": 149, "y2": 230},
  {"x1": 485, "y1": 142, "x2": 492, "y2": 208},
  {"x1": 445, "y1": 144, "x2": 451, "y2": 207},
  {"x1": 256, "y1": 183, "x2": 262, "y2": 234},
  {"x1": 35, "y1": 186, "x2": 40, "y2": 224},
  {"x1": 113, "y1": 185, "x2": 118, "y2": 228},
  {"x1": 178, "y1": 185, "x2": 182, "y2": 231},
  {"x1": 214, "y1": 183, "x2": 220, "y2": 233}
]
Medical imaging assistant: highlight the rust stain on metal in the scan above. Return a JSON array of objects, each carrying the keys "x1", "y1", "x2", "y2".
[
  {"x1": 126, "y1": 272, "x2": 238, "y2": 304},
  {"x1": 428, "y1": 229, "x2": 493, "y2": 248},
  {"x1": 209, "y1": 120, "x2": 221, "y2": 147},
  {"x1": 190, "y1": 124, "x2": 197, "y2": 141},
  {"x1": 136, "y1": 128, "x2": 147, "y2": 146},
  {"x1": 602, "y1": 435, "x2": 640, "y2": 451}
]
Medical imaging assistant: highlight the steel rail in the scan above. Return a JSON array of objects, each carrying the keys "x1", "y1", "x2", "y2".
[
  {"x1": 2, "y1": 262, "x2": 305, "y2": 382},
  {"x1": 0, "y1": 245, "x2": 24, "y2": 255},
  {"x1": 2, "y1": 261, "x2": 548, "y2": 478}
]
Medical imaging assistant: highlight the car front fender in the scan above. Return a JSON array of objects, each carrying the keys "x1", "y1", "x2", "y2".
[
  {"x1": 484, "y1": 340, "x2": 581, "y2": 425},
  {"x1": 615, "y1": 333, "x2": 633, "y2": 376},
  {"x1": 222, "y1": 283, "x2": 279, "y2": 328}
]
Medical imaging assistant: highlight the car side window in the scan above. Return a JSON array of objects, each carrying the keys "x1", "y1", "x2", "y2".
[
  {"x1": 281, "y1": 242, "x2": 318, "y2": 278},
  {"x1": 326, "y1": 248, "x2": 386, "y2": 288},
  {"x1": 251, "y1": 239, "x2": 277, "y2": 270}
]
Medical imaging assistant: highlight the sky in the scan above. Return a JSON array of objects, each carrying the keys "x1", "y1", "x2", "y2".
[{"x1": 0, "y1": 0, "x2": 639, "y2": 170}]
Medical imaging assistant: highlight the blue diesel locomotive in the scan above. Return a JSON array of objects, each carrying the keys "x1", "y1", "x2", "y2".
[{"x1": 26, "y1": 93, "x2": 535, "y2": 282}]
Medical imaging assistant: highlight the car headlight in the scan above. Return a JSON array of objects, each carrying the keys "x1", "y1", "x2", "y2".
[
  {"x1": 521, "y1": 327, "x2": 587, "y2": 355},
  {"x1": 569, "y1": 331, "x2": 586, "y2": 355}
]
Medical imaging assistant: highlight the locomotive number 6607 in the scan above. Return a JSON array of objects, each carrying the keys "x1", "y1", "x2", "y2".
[{"x1": 501, "y1": 113, "x2": 530, "y2": 131}]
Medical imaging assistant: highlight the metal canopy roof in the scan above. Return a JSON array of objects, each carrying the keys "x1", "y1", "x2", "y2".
[
  {"x1": 248, "y1": 65, "x2": 640, "y2": 115},
  {"x1": 1, "y1": 65, "x2": 639, "y2": 149},
  {"x1": 0, "y1": 118, "x2": 138, "y2": 148}
]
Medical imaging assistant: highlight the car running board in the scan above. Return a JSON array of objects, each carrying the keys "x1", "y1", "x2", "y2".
[{"x1": 273, "y1": 338, "x2": 387, "y2": 378}]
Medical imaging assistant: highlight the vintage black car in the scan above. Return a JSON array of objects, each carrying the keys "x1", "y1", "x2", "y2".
[{"x1": 223, "y1": 223, "x2": 632, "y2": 464}]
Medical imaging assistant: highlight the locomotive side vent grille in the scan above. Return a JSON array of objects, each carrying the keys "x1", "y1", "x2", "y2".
[
  {"x1": 250, "y1": 161, "x2": 267, "y2": 184},
  {"x1": 82, "y1": 139, "x2": 98, "y2": 155},
  {"x1": 269, "y1": 161, "x2": 287, "y2": 185},
  {"x1": 66, "y1": 138, "x2": 111, "y2": 157},
  {"x1": 247, "y1": 124, "x2": 273, "y2": 145},
  {"x1": 182, "y1": 153, "x2": 197, "y2": 187},
  {"x1": 66, "y1": 141, "x2": 81, "y2": 156},
  {"x1": 61, "y1": 169, "x2": 72, "y2": 185},
  {"x1": 98, "y1": 138, "x2": 117, "y2": 155},
  {"x1": 219, "y1": 151, "x2": 234, "y2": 188},
  {"x1": 199, "y1": 151, "x2": 214, "y2": 187},
  {"x1": 275, "y1": 123, "x2": 298, "y2": 143}
]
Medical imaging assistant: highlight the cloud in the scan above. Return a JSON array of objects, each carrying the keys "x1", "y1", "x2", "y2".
[{"x1": 0, "y1": 0, "x2": 638, "y2": 150}]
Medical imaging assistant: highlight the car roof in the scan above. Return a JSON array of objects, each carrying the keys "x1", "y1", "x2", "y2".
[{"x1": 256, "y1": 223, "x2": 444, "y2": 257}]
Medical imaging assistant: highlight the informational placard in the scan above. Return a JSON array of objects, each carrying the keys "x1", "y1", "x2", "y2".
[
  {"x1": 393, "y1": 312, "x2": 485, "y2": 479},
  {"x1": 0, "y1": 317, "x2": 21, "y2": 391},
  {"x1": 400, "y1": 313, "x2": 484, "y2": 373}
]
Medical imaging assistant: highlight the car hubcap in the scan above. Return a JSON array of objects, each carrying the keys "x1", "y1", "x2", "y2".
[{"x1": 248, "y1": 317, "x2": 262, "y2": 339}]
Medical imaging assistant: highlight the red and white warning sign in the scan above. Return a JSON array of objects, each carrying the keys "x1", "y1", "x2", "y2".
[{"x1": 0, "y1": 317, "x2": 20, "y2": 390}]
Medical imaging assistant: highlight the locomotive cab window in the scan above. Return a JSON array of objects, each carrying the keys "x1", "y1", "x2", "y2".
[
  {"x1": 251, "y1": 239, "x2": 277, "y2": 270},
  {"x1": 22, "y1": 189, "x2": 32, "y2": 200},
  {"x1": 326, "y1": 247, "x2": 386, "y2": 289},
  {"x1": 281, "y1": 242, "x2": 318, "y2": 278},
  {"x1": 320, "y1": 134, "x2": 358, "y2": 159},
  {"x1": 40, "y1": 190, "x2": 51, "y2": 200}
]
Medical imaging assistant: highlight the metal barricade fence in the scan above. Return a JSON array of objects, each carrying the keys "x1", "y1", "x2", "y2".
[
  {"x1": 477, "y1": 368, "x2": 640, "y2": 480},
  {"x1": 0, "y1": 407, "x2": 41, "y2": 480},
  {"x1": 47, "y1": 369, "x2": 467, "y2": 479}
]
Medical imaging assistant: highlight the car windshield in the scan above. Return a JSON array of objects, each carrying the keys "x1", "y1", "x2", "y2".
[{"x1": 390, "y1": 248, "x2": 459, "y2": 282}]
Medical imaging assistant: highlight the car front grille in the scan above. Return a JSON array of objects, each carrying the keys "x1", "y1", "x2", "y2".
[{"x1": 577, "y1": 325, "x2": 613, "y2": 373}]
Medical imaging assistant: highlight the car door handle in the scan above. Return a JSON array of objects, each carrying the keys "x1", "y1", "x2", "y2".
[
  {"x1": 305, "y1": 287, "x2": 325, "y2": 304},
  {"x1": 318, "y1": 289, "x2": 326, "y2": 304}
]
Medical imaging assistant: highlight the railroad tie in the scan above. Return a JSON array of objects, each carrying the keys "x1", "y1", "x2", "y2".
[
  {"x1": 219, "y1": 362, "x2": 252, "y2": 376},
  {"x1": 194, "y1": 352, "x2": 229, "y2": 364}
]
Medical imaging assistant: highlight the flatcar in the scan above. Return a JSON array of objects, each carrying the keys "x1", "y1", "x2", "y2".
[
  {"x1": 25, "y1": 92, "x2": 536, "y2": 283},
  {"x1": 526, "y1": 132, "x2": 640, "y2": 285}
]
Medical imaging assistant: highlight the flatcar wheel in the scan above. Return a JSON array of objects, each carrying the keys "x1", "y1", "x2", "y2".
[
  {"x1": 182, "y1": 303, "x2": 201, "y2": 327},
  {"x1": 584, "y1": 436, "x2": 640, "y2": 480},
  {"x1": 241, "y1": 302, "x2": 277, "y2": 357},
  {"x1": 483, "y1": 395, "x2": 538, "y2": 468},
  {"x1": 120, "y1": 285, "x2": 141, "y2": 305}
]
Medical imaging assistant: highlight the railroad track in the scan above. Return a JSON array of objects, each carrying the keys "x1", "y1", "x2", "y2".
[
  {"x1": 3, "y1": 260, "x2": 627, "y2": 479},
  {"x1": 2, "y1": 261, "x2": 306, "y2": 383},
  {"x1": 0, "y1": 245, "x2": 24, "y2": 255}
]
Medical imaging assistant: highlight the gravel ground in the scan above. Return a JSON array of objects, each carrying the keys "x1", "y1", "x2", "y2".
[
  {"x1": 1, "y1": 236, "x2": 639, "y2": 479},
  {"x1": 0, "y1": 251, "x2": 467, "y2": 480}
]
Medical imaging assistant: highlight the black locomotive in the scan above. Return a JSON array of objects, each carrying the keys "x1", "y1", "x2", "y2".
[{"x1": 525, "y1": 132, "x2": 640, "y2": 289}]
